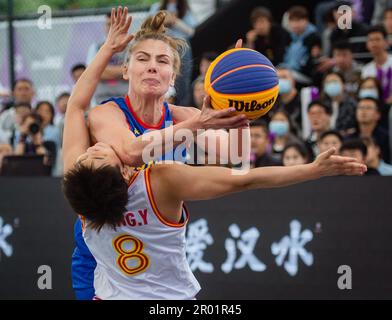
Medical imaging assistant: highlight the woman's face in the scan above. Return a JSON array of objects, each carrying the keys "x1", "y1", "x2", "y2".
[
  {"x1": 125, "y1": 39, "x2": 176, "y2": 99},
  {"x1": 283, "y1": 147, "x2": 307, "y2": 166},
  {"x1": 360, "y1": 79, "x2": 377, "y2": 90},
  {"x1": 76, "y1": 143, "x2": 123, "y2": 172},
  {"x1": 271, "y1": 112, "x2": 289, "y2": 123},
  {"x1": 318, "y1": 135, "x2": 342, "y2": 154},
  {"x1": 36, "y1": 103, "x2": 53, "y2": 127}
]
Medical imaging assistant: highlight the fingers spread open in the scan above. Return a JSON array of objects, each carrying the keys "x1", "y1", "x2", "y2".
[
  {"x1": 121, "y1": 7, "x2": 128, "y2": 25},
  {"x1": 111, "y1": 8, "x2": 115, "y2": 27},
  {"x1": 123, "y1": 15, "x2": 132, "y2": 32}
]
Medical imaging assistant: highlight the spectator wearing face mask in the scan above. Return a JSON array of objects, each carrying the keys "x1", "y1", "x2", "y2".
[
  {"x1": 269, "y1": 109, "x2": 303, "y2": 161},
  {"x1": 362, "y1": 26, "x2": 392, "y2": 104},
  {"x1": 363, "y1": 136, "x2": 392, "y2": 175},
  {"x1": 276, "y1": 67, "x2": 302, "y2": 135},
  {"x1": 320, "y1": 71, "x2": 357, "y2": 134},
  {"x1": 282, "y1": 142, "x2": 310, "y2": 166},
  {"x1": 357, "y1": 77, "x2": 390, "y2": 129}
]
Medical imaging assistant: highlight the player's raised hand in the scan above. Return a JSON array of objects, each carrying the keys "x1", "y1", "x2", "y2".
[
  {"x1": 104, "y1": 6, "x2": 134, "y2": 53},
  {"x1": 193, "y1": 95, "x2": 249, "y2": 130},
  {"x1": 235, "y1": 38, "x2": 243, "y2": 48},
  {"x1": 313, "y1": 147, "x2": 367, "y2": 177}
]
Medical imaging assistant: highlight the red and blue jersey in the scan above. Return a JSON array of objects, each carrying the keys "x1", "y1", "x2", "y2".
[{"x1": 71, "y1": 96, "x2": 186, "y2": 300}]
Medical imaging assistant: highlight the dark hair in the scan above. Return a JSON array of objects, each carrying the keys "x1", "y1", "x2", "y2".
[
  {"x1": 333, "y1": 0, "x2": 352, "y2": 11},
  {"x1": 288, "y1": 6, "x2": 308, "y2": 20},
  {"x1": 56, "y1": 92, "x2": 70, "y2": 102},
  {"x1": 383, "y1": 7, "x2": 392, "y2": 17},
  {"x1": 250, "y1": 6, "x2": 273, "y2": 25},
  {"x1": 62, "y1": 164, "x2": 129, "y2": 232},
  {"x1": 250, "y1": 118, "x2": 268, "y2": 135},
  {"x1": 340, "y1": 139, "x2": 367, "y2": 157},
  {"x1": 36, "y1": 101, "x2": 55, "y2": 125},
  {"x1": 12, "y1": 78, "x2": 33, "y2": 91},
  {"x1": 282, "y1": 142, "x2": 310, "y2": 162},
  {"x1": 307, "y1": 100, "x2": 332, "y2": 115},
  {"x1": 367, "y1": 25, "x2": 387, "y2": 39},
  {"x1": 357, "y1": 97, "x2": 382, "y2": 113},
  {"x1": 14, "y1": 102, "x2": 32, "y2": 110},
  {"x1": 71, "y1": 64, "x2": 86, "y2": 74},
  {"x1": 332, "y1": 40, "x2": 352, "y2": 52},
  {"x1": 323, "y1": 70, "x2": 345, "y2": 84},
  {"x1": 319, "y1": 130, "x2": 343, "y2": 143},
  {"x1": 201, "y1": 51, "x2": 219, "y2": 62},
  {"x1": 160, "y1": 0, "x2": 188, "y2": 19}
]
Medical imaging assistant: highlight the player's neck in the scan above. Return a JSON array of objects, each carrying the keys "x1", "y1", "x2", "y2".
[{"x1": 129, "y1": 92, "x2": 164, "y2": 125}]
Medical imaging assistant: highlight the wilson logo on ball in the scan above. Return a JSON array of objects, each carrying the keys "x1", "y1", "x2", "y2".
[
  {"x1": 228, "y1": 97, "x2": 276, "y2": 112},
  {"x1": 205, "y1": 48, "x2": 279, "y2": 120}
]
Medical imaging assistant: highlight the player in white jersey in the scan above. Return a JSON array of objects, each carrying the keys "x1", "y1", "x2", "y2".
[
  {"x1": 62, "y1": 7, "x2": 367, "y2": 300},
  {"x1": 81, "y1": 167, "x2": 200, "y2": 299}
]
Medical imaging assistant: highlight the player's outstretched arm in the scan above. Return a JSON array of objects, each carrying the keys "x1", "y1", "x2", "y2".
[
  {"x1": 153, "y1": 148, "x2": 367, "y2": 202},
  {"x1": 63, "y1": 7, "x2": 133, "y2": 173}
]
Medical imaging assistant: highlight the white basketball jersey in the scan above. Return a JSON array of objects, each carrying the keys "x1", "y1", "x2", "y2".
[{"x1": 82, "y1": 167, "x2": 201, "y2": 300}]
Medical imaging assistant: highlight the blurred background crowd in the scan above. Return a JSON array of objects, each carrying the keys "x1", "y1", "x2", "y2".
[{"x1": 0, "y1": 0, "x2": 391, "y2": 176}]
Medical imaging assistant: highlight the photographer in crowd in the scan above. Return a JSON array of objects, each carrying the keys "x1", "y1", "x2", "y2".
[{"x1": 14, "y1": 112, "x2": 56, "y2": 172}]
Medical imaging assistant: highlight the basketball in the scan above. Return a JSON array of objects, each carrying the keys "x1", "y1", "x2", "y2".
[{"x1": 204, "y1": 48, "x2": 279, "y2": 120}]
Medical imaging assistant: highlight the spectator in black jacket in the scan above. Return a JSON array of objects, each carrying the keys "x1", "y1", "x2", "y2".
[
  {"x1": 346, "y1": 97, "x2": 390, "y2": 163},
  {"x1": 245, "y1": 6, "x2": 290, "y2": 66},
  {"x1": 340, "y1": 138, "x2": 380, "y2": 175},
  {"x1": 320, "y1": 71, "x2": 357, "y2": 134},
  {"x1": 250, "y1": 119, "x2": 281, "y2": 168}
]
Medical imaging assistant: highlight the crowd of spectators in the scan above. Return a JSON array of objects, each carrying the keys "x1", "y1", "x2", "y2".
[{"x1": 0, "y1": 0, "x2": 391, "y2": 176}]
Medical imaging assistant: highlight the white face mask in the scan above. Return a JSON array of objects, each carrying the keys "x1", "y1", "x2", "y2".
[
  {"x1": 324, "y1": 81, "x2": 343, "y2": 98},
  {"x1": 358, "y1": 88, "x2": 379, "y2": 100}
]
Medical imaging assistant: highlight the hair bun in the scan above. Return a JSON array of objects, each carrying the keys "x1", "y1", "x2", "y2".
[{"x1": 140, "y1": 10, "x2": 166, "y2": 35}]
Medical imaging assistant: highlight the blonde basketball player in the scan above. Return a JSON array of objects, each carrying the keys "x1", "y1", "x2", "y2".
[{"x1": 62, "y1": 7, "x2": 367, "y2": 300}]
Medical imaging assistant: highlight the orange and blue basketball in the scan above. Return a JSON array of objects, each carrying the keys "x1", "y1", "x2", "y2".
[{"x1": 204, "y1": 48, "x2": 279, "y2": 120}]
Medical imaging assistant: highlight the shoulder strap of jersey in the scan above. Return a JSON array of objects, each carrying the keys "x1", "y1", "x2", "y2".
[
  {"x1": 101, "y1": 97, "x2": 144, "y2": 137},
  {"x1": 163, "y1": 101, "x2": 174, "y2": 127}
]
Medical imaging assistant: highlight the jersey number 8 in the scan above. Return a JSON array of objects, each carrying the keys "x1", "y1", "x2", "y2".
[{"x1": 113, "y1": 234, "x2": 150, "y2": 276}]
